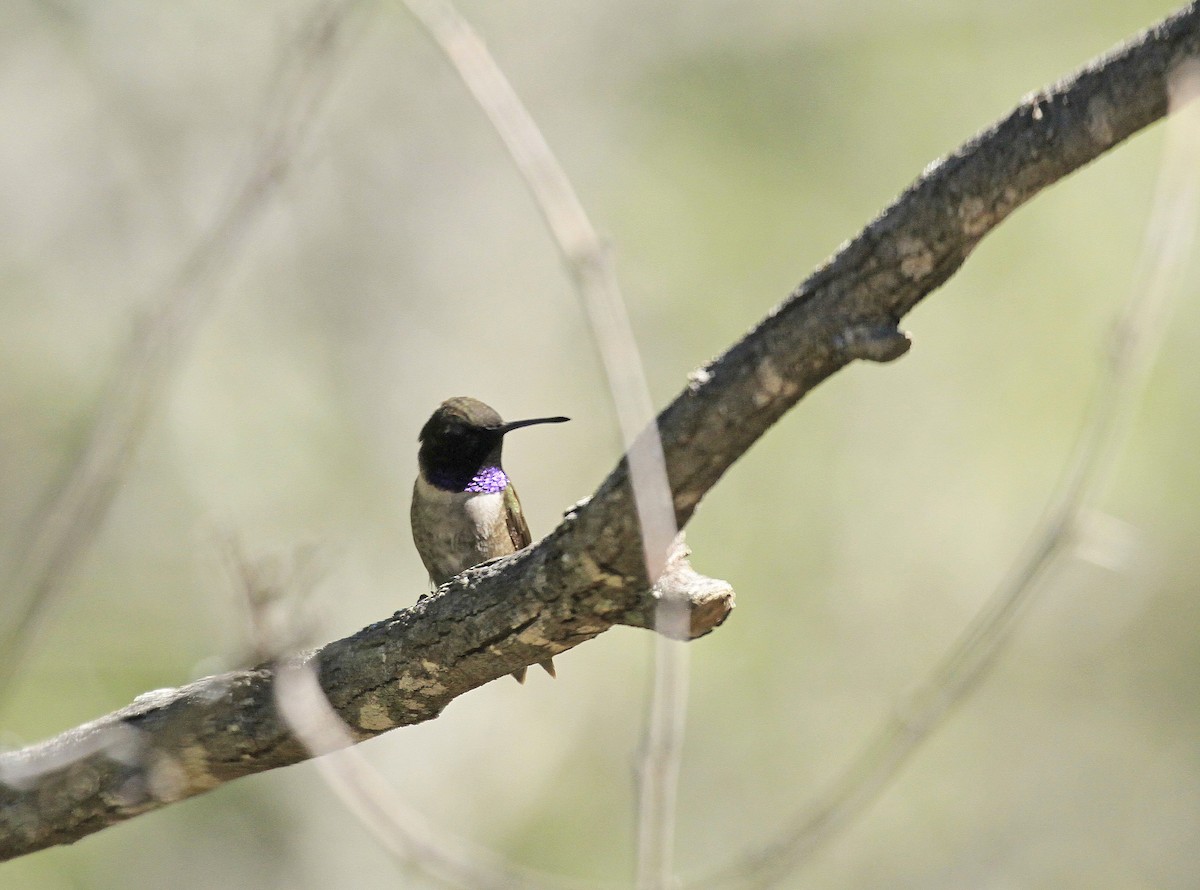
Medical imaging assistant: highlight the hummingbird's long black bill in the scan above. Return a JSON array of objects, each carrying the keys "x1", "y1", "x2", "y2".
[{"x1": 500, "y1": 415, "x2": 569, "y2": 434}]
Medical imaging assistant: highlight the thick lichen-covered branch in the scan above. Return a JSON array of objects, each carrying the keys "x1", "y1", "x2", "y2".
[{"x1": 0, "y1": 536, "x2": 729, "y2": 860}]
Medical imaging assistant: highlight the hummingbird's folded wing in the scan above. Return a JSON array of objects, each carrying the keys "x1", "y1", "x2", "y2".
[
  {"x1": 503, "y1": 483, "x2": 533, "y2": 550},
  {"x1": 502, "y1": 483, "x2": 556, "y2": 682}
]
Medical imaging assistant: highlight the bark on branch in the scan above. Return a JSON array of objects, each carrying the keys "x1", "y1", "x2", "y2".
[{"x1": 3, "y1": 0, "x2": 1199, "y2": 862}]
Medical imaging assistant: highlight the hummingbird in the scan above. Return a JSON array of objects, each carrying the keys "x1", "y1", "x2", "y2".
[{"x1": 411, "y1": 396, "x2": 569, "y2": 683}]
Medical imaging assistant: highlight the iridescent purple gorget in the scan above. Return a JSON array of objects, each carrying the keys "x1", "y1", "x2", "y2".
[
  {"x1": 465, "y1": 465, "x2": 509, "y2": 494},
  {"x1": 428, "y1": 464, "x2": 510, "y2": 494}
]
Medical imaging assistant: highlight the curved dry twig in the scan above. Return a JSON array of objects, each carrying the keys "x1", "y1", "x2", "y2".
[
  {"x1": 398, "y1": 2, "x2": 686, "y2": 886},
  {"x1": 0, "y1": 0, "x2": 366, "y2": 699},
  {"x1": 696, "y1": 59, "x2": 1200, "y2": 888},
  {"x1": 226, "y1": 546, "x2": 603, "y2": 890}
]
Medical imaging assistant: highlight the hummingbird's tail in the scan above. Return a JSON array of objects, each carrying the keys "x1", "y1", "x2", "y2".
[{"x1": 509, "y1": 658, "x2": 556, "y2": 683}]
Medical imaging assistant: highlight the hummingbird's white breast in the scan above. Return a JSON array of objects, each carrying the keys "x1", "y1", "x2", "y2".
[{"x1": 411, "y1": 475, "x2": 511, "y2": 586}]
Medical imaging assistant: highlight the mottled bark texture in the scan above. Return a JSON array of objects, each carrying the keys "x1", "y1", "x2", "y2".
[{"x1": 4, "y1": 0, "x2": 1199, "y2": 862}]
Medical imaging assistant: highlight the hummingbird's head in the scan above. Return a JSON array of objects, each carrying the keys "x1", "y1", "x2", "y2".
[{"x1": 417, "y1": 397, "x2": 568, "y2": 490}]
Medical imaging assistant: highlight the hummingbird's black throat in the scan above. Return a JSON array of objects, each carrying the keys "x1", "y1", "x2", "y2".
[{"x1": 418, "y1": 434, "x2": 505, "y2": 493}]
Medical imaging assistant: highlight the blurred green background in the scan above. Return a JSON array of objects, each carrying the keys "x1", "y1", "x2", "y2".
[{"x1": 2, "y1": 0, "x2": 1199, "y2": 887}]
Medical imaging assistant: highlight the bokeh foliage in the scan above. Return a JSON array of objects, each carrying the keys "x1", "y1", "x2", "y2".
[{"x1": 1, "y1": 1, "x2": 1197, "y2": 887}]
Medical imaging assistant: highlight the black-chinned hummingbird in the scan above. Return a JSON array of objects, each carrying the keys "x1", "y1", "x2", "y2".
[{"x1": 411, "y1": 396, "x2": 569, "y2": 683}]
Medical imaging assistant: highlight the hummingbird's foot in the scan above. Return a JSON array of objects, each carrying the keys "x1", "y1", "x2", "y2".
[{"x1": 510, "y1": 666, "x2": 528, "y2": 683}]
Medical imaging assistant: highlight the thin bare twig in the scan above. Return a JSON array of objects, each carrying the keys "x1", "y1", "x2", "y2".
[
  {"x1": 224, "y1": 548, "x2": 599, "y2": 890},
  {"x1": 279, "y1": 664, "x2": 552, "y2": 890},
  {"x1": 0, "y1": 0, "x2": 366, "y2": 699},
  {"x1": 398, "y1": 2, "x2": 686, "y2": 887},
  {"x1": 696, "y1": 58, "x2": 1200, "y2": 890}
]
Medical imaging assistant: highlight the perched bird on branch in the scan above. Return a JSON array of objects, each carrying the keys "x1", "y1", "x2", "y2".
[{"x1": 411, "y1": 396, "x2": 568, "y2": 682}]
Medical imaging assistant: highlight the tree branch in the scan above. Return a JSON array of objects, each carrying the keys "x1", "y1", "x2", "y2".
[{"x1": 3, "y1": 0, "x2": 1198, "y2": 864}]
